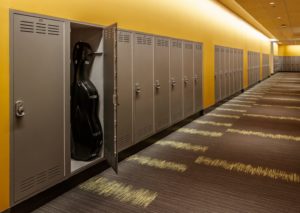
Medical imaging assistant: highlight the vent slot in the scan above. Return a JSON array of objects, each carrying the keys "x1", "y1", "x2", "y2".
[
  {"x1": 36, "y1": 171, "x2": 47, "y2": 185},
  {"x1": 20, "y1": 176, "x2": 35, "y2": 192},
  {"x1": 196, "y1": 44, "x2": 201, "y2": 49},
  {"x1": 119, "y1": 33, "x2": 130, "y2": 43},
  {"x1": 136, "y1": 34, "x2": 152, "y2": 45},
  {"x1": 156, "y1": 39, "x2": 168, "y2": 47},
  {"x1": 20, "y1": 21, "x2": 34, "y2": 33},
  {"x1": 48, "y1": 24, "x2": 60, "y2": 35},
  {"x1": 185, "y1": 43, "x2": 193, "y2": 49},
  {"x1": 172, "y1": 40, "x2": 181, "y2": 48},
  {"x1": 48, "y1": 166, "x2": 61, "y2": 180},
  {"x1": 36, "y1": 23, "x2": 46, "y2": 34}
]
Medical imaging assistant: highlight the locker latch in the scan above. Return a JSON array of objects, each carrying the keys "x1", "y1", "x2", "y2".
[
  {"x1": 194, "y1": 75, "x2": 198, "y2": 83},
  {"x1": 15, "y1": 100, "x2": 25, "y2": 117},
  {"x1": 135, "y1": 83, "x2": 141, "y2": 95},
  {"x1": 155, "y1": 80, "x2": 161, "y2": 90}
]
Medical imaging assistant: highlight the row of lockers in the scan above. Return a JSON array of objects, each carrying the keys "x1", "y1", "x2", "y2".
[
  {"x1": 248, "y1": 51, "x2": 260, "y2": 86},
  {"x1": 274, "y1": 56, "x2": 300, "y2": 72},
  {"x1": 214, "y1": 46, "x2": 243, "y2": 102},
  {"x1": 262, "y1": 53, "x2": 270, "y2": 79},
  {"x1": 117, "y1": 30, "x2": 203, "y2": 151}
]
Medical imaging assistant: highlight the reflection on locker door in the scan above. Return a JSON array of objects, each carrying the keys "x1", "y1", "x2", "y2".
[
  {"x1": 215, "y1": 46, "x2": 220, "y2": 102},
  {"x1": 117, "y1": 30, "x2": 133, "y2": 151},
  {"x1": 133, "y1": 33, "x2": 154, "y2": 143},
  {"x1": 170, "y1": 39, "x2": 183, "y2": 124},
  {"x1": 183, "y1": 41, "x2": 194, "y2": 118},
  {"x1": 194, "y1": 43, "x2": 203, "y2": 111},
  {"x1": 12, "y1": 14, "x2": 65, "y2": 202},
  {"x1": 154, "y1": 37, "x2": 170, "y2": 132},
  {"x1": 221, "y1": 47, "x2": 226, "y2": 100}
]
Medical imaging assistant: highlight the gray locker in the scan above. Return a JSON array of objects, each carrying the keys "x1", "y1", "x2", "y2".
[
  {"x1": 225, "y1": 48, "x2": 230, "y2": 97},
  {"x1": 239, "y1": 50, "x2": 243, "y2": 90},
  {"x1": 194, "y1": 42, "x2": 203, "y2": 111},
  {"x1": 154, "y1": 37, "x2": 170, "y2": 132},
  {"x1": 170, "y1": 39, "x2": 183, "y2": 124},
  {"x1": 215, "y1": 46, "x2": 221, "y2": 102},
  {"x1": 248, "y1": 51, "x2": 251, "y2": 86},
  {"x1": 230, "y1": 48, "x2": 234, "y2": 95},
  {"x1": 12, "y1": 14, "x2": 65, "y2": 202},
  {"x1": 183, "y1": 41, "x2": 194, "y2": 118},
  {"x1": 117, "y1": 30, "x2": 133, "y2": 151},
  {"x1": 133, "y1": 33, "x2": 154, "y2": 143},
  {"x1": 234, "y1": 49, "x2": 238, "y2": 92},
  {"x1": 221, "y1": 47, "x2": 226, "y2": 99}
]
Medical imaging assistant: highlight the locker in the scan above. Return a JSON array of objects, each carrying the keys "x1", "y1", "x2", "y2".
[
  {"x1": 215, "y1": 46, "x2": 220, "y2": 102},
  {"x1": 221, "y1": 47, "x2": 226, "y2": 99},
  {"x1": 183, "y1": 41, "x2": 194, "y2": 118},
  {"x1": 230, "y1": 48, "x2": 234, "y2": 95},
  {"x1": 234, "y1": 49, "x2": 238, "y2": 93},
  {"x1": 12, "y1": 14, "x2": 65, "y2": 202},
  {"x1": 170, "y1": 39, "x2": 183, "y2": 124},
  {"x1": 117, "y1": 30, "x2": 133, "y2": 151},
  {"x1": 154, "y1": 37, "x2": 170, "y2": 132},
  {"x1": 194, "y1": 42, "x2": 203, "y2": 111},
  {"x1": 133, "y1": 33, "x2": 154, "y2": 143},
  {"x1": 248, "y1": 51, "x2": 251, "y2": 86},
  {"x1": 225, "y1": 47, "x2": 230, "y2": 97},
  {"x1": 239, "y1": 50, "x2": 243, "y2": 90}
]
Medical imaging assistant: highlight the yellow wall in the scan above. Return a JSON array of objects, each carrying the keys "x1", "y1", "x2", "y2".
[
  {"x1": 0, "y1": 0, "x2": 271, "y2": 210},
  {"x1": 278, "y1": 45, "x2": 300, "y2": 56}
]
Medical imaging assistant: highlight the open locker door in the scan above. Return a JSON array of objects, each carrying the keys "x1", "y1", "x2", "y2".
[{"x1": 103, "y1": 23, "x2": 118, "y2": 173}]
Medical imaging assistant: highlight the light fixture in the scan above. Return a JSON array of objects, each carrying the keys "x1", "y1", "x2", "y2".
[
  {"x1": 269, "y1": 2, "x2": 275, "y2": 5},
  {"x1": 277, "y1": 16, "x2": 281, "y2": 19}
]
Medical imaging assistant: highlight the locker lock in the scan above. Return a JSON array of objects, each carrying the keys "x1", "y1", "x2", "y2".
[
  {"x1": 171, "y1": 78, "x2": 176, "y2": 87},
  {"x1": 155, "y1": 80, "x2": 161, "y2": 90},
  {"x1": 15, "y1": 100, "x2": 25, "y2": 117},
  {"x1": 135, "y1": 83, "x2": 141, "y2": 95},
  {"x1": 194, "y1": 75, "x2": 198, "y2": 83}
]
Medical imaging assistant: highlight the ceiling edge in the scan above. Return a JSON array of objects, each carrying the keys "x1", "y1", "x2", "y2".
[{"x1": 217, "y1": 0, "x2": 275, "y2": 39}]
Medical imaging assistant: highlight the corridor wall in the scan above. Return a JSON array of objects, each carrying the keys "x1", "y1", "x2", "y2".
[{"x1": 0, "y1": 0, "x2": 271, "y2": 211}]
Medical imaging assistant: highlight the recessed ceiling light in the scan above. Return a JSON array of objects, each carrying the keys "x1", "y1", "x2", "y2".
[
  {"x1": 269, "y1": 2, "x2": 275, "y2": 5},
  {"x1": 277, "y1": 16, "x2": 281, "y2": 19}
]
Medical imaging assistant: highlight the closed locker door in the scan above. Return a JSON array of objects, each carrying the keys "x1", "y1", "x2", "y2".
[
  {"x1": 230, "y1": 48, "x2": 234, "y2": 95},
  {"x1": 225, "y1": 48, "x2": 230, "y2": 97},
  {"x1": 133, "y1": 33, "x2": 154, "y2": 143},
  {"x1": 215, "y1": 46, "x2": 220, "y2": 102},
  {"x1": 287, "y1": 57, "x2": 291, "y2": 71},
  {"x1": 194, "y1": 43, "x2": 203, "y2": 111},
  {"x1": 221, "y1": 47, "x2": 226, "y2": 100},
  {"x1": 183, "y1": 41, "x2": 194, "y2": 117},
  {"x1": 234, "y1": 49, "x2": 238, "y2": 93},
  {"x1": 297, "y1": 57, "x2": 300, "y2": 71},
  {"x1": 170, "y1": 40, "x2": 183, "y2": 124},
  {"x1": 154, "y1": 37, "x2": 170, "y2": 132},
  {"x1": 12, "y1": 14, "x2": 65, "y2": 202},
  {"x1": 117, "y1": 30, "x2": 133, "y2": 151},
  {"x1": 240, "y1": 50, "x2": 243, "y2": 90},
  {"x1": 248, "y1": 52, "x2": 251, "y2": 86}
]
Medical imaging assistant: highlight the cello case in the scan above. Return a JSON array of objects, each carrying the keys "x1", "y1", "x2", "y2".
[{"x1": 71, "y1": 42, "x2": 103, "y2": 161}]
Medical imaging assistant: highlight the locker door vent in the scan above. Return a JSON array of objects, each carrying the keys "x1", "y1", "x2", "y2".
[
  {"x1": 156, "y1": 39, "x2": 169, "y2": 47},
  {"x1": 172, "y1": 40, "x2": 182, "y2": 48},
  {"x1": 20, "y1": 20, "x2": 34, "y2": 33},
  {"x1": 48, "y1": 165, "x2": 61, "y2": 180},
  {"x1": 47, "y1": 24, "x2": 60, "y2": 36},
  {"x1": 136, "y1": 34, "x2": 152, "y2": 45},
  {"x1": 36, "y1": 171, "x2": 47, "y2": 185},
  {"x1": 36, "y1": 23, "x2": 46, "y2": 34},
  {"x1": 119, "y1": 33, "x2": 130, "y2": 43},
  {"x1": 195, "y1": 44, "x2": 201, "y2": 49},
  {"x1": 185, "y1": 43, "x2": 193, "y2": 49},
  {"x1": 20, "y1": 176, "x2": 35, "y2": 193}
]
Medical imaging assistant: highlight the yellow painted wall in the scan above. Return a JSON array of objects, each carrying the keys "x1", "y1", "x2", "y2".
[
  {"x1": 278, "y1": 45, "x2": 300, "y2": 56},
  {"x1": 0, "y1": 0, "x2": 271, "y2": 211}
]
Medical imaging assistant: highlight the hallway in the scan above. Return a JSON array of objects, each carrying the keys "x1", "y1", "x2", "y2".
[{"x1": 35, "y1": 72, "x2": 300, "y2": 213}]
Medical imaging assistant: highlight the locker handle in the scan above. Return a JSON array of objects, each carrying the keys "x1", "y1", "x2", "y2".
[
  {"x1": 155, "y1": 80, "x2": 161, "y2": 90},
  {"x1": 135, "y1": 83, "x2": 141, "y2": 95},
  {"x1": 15, "y1": 100, "x2": 25, "y2": 117},
  {"x1": 184, "y1": 76, "x2": 189, "y2": 85},
  {"x1": 171, "y1": 78, "x2": 176, "y2": 87},
  {"x1": 194, "y1": 75, "x2": 198, "y2": 83}
]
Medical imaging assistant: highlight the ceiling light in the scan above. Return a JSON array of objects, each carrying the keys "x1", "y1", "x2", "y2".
[
  {"x1": 269, "y1": 2, "x2": 275, "y2": 5},
  {"x1": 277, "y1": 16, "x2": 281, "y2": 19}
]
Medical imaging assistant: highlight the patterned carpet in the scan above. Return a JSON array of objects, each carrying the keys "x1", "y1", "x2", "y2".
[{"x1": 34, "y1": 72, "x2": 300, "y2": 213}]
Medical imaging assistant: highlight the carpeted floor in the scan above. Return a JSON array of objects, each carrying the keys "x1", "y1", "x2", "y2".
[{"x1": 34, "y1": 72, "x2": 300, "y2": 213}]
